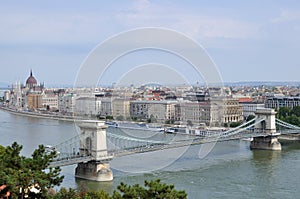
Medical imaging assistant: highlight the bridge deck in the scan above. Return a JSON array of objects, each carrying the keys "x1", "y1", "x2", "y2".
[{"x1": 49, "y1": 117, "x2": 300, "y2": 167}]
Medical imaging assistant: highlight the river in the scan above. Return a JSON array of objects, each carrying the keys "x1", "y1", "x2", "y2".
[{"x1": 0, "y1": 109, "x2": 300, "y2": 199}]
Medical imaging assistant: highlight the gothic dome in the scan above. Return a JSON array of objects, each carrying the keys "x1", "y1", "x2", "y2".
[{"x1": 26, "y1": 70, "x2": 37, "y2": 87}]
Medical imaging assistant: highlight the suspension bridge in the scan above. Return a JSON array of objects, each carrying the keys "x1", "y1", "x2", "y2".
[{"x1": 48, "y1": 108, "x2": 300, "y2": 181}]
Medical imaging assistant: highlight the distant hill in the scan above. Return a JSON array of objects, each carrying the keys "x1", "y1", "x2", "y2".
[{"x1": 224, "y1": 81, "x2": 300, "y2": 87}]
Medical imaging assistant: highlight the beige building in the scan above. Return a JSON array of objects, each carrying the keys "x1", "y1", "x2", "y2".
[
  {"x1": 27, "y1": 93, "x2": 42, "y2": 110},
  {"x1": 223, "y1": 98, "x2": 243, "y2": 124},
  {"x1": 112, "y1": 98, "x2": 130, "y2": 120},
  {"x1": 174, "y1": 98, "x2": 243, "y2": 127},
  {"x1": 175, "y1": 101, "x2": 214, "y2": 126}
]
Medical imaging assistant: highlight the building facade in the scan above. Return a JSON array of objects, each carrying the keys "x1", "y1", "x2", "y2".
[
  {"x1": 112, "y1": 98, "x2": 130, "y2": 120},
  {"x1": 99, "y1": 98, "x2": 112, "y2": 118},
  {"x1": 75, "y1": 97, "x2": 98, "y2": 116},
  {"x1": 58, "y1": 93, "x2": 76, "y2": 115},
  {"x1": 130, "y1": 100, "x2": 177, "y2": 123},
  {"x1": 239, "y1": 102, "x2": 265, "y2": 119},
  {"x1": 42, "y1": 91, "x2": 58, "y2": 110},
  {"x1": 223, "y1": 98, "x2": 244, "y2": 124},
  {"x1": 175, "y1": 101, "x2": 212, "y2": 126},
  {"x1": 265, "y1": 96, "x2": 300, "y2": 109},
  {"x1": 27, "y1": 93, "x2": 42, "y2": 109}
]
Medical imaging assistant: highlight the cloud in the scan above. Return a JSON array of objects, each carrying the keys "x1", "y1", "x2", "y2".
[
  {"x1": 272, "y1": 9, "x2": 300, "y2": 23},
  {"x1": 0, "y1": 12, "x2": 112, "y2": 45},
  {"x1": 173, "y1": 16, "x2": 260, "y2": 39},
  {"x1": 0, "y1": 0, "x2": 261, "y2": 46},
  {"x1": 116, "y1": 0, "x2": 260, "y2": 40}
]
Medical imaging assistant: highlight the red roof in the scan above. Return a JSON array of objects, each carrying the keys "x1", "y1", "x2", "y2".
[{"x1": 238, "y1": 98, "x2": 253, "y2": 103}]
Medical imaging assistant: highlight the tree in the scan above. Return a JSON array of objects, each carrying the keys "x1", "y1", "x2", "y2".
[
  {"x1": 187, "y1": 120, "x2": 193, "y2": 127},
  {"x1": 116, "y1": 115, "x2": 124, "y2": 121},
  {"x1": 112, "y1": 179, "x2": 187, "y2": 199},
  {"x1": 277, "y1": 107, "x2": 291, "y2": 119},
  {"x1": 277, "y1": 106, "x2": 300, "y2": 127},
  {"x1": 286, "y1": 115, "x2": 300, "y2": 126},
  {"x1": 291, "y1": 106, "x2": 300, "y2": 117},
  {"x1": 106, "y1": 115, "x2": 114, "y2": 120},
  {"x1": 229, "y1": 121, "x2": 243, "y2": 128},
  {"x1": 0, "y1": 142, "x2": 64, "y2": 198},
  {"x1": 246, "y1": 115, "x2": 255, "y2": 122},
  {"x1": 148, "y1": 114, "x2": 157, "y2": 123},
  {"x1": 48, "y1": 179, "x2": 187, "y2": 199}
]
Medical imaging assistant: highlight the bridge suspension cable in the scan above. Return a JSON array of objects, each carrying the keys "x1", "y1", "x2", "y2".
[{"x1": 276, "y1": 118, "x2": 300, "y2": 130}]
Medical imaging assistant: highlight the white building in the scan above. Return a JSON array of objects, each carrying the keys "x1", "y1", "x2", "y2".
[
  {"x1": 58, "y1": 93, "x2": 76, "y2": 115},
  {"x1": 10, "y1": 81, "x2": 24, "y2": 109},
  {"x1": 99, "y1": 98, "x2": 112, "y2": 117},
  {"x1": 42, "y1": 91, "x2": 58, "y2": 110},
  {"x1": 75, "y1": 97, "x2": 98, "y2": 116},
  {"x1": 130, "y1": 100, "x2": 177, "y2": 123},
  {"x1": 239, "y1": 101, "x2": 265, "y2": 119},
  {"x1": 4, "y1": 90, "x2": 10, "y2": 103}
]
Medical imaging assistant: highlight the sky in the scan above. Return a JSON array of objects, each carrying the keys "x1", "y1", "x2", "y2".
[{"x1": 0, "y1": 0, "x2": 300, "y2": 87}]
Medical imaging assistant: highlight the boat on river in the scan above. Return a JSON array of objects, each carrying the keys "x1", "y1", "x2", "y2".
[{"x1": 105, "y1": 121, "x2": 164, "y2": 132}]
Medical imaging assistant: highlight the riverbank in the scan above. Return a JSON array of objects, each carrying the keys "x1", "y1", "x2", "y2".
[{"x1": 0, "y1": 106, "x2": 86, "y2": 122}]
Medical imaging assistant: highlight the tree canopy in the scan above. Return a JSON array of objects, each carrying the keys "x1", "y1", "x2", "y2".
[
  {"x1": 0, "y1": 143, "x2": 187, "y2": 198},
  {"x1": 0, "y1": 142, "x2": 63, "y2": 198},
  {"x1": 113, "y1": 179, "x2": 187, "y2": 199},
  {"x1": 50, "y1": 179, "x2": 187, "y2": 199},
  {"x1": 277, "y1": 106, "x2": 300, "y2": 126}
]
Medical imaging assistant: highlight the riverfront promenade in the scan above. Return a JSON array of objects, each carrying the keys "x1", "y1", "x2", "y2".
[{"x1": 0, "y1": 106, "x2": 84, "y2": 122}]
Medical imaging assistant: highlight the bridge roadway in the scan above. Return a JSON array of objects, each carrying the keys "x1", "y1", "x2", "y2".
[{"x1": 50, "y1": 125, "x2": 300, "y2": 168}]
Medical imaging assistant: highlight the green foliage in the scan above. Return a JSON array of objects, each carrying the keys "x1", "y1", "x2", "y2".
[
  {"x1": 291, "y1": 106, "x2": 300, "y2": 117},
  {"x1": 50, "y1": 179, "x2": 187, "y2": 199},
  {"x1": 116, "y1": 115, "x2": 124, "y2": 121},
  {"x1": 277, "y1": 107, "x2": 291, "y2": 119},
  {"x1": 246, "y1": 115, "x2": 256, "y2": 122},
  {"x1": 0, "y1": 142, "x2": 64, "y2": 198},
  {"x1": 165, "y1": 119, "x2": 174, "y2": 125},
  {"x1": 0, "y1": 144, "x2": 187, "y2": 198},
  {"x1": 277, "y1": 106, "x2": 300, "y2": 127},
  {"x1": 131, "y1": 116, "x2": 138, "y2": 121},
  {"x1": 112, "y1": 179, "x2": 187, "y2": 199},
  {"x1": 106, "y1": 115, "x2": 114, "y2": 120},
  {"x1": 229, "y1": 121, "x2": 243, "y2": 128},
  {"x1": 148, "y1": 114, "x2": 157, "y2": 123},
  {"x1": 186, "y1": 120, "x2": 193, "y2": 126}
]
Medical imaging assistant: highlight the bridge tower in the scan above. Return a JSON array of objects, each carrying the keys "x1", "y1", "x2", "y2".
[
  {"x1": 75, "y1": 120, "x2": 113, "y2": 181},
  {"x1": 250, "y1": 108, "x2": 281, "y2": 150}
]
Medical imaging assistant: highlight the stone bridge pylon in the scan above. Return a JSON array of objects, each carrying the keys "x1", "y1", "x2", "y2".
[
  {"x1": 250, "y1": 108, "x2": 282, "y2": 150},
  {"x1": 75, "y1": 120, "x2": 113, "y2": 181}
]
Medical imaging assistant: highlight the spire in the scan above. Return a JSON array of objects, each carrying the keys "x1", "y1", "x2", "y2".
[{"x1": 30, "y1": 69, "x2": 33, "y2": 77}]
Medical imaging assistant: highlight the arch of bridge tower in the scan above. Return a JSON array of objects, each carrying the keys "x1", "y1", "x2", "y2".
[{"x1": 254, "y1": 108, "x2": 277, "y2": 135}]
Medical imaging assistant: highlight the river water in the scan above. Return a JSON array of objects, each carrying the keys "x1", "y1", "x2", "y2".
[{"x1": 0, "y1": 109, "x2": 300, "y2": 199}]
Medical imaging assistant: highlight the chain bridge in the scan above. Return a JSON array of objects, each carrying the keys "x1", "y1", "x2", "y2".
[{"x1": 49, "y1": 108, "x2": 300, "y2": 181}]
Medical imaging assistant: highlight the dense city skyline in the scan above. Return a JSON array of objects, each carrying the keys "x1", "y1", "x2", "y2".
[{"x1": 0, "y1": 0, "x2": 300, "y2": 86}]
